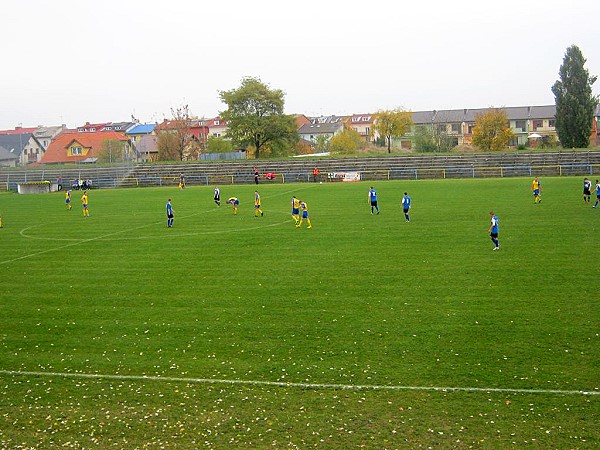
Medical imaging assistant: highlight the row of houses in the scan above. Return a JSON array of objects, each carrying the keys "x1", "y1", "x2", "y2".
[
  {"x1": 1, "y1": 105, "x2": 599, "y2": 166},
  {"x1": 303, "y1": 105, "x2": 600, "y2": 149}
]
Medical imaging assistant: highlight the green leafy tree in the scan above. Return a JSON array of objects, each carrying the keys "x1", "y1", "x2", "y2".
[
  {"x1": 206, "y1": 136, "x2": 233, "y2": 153},
  {"x1": 313, "y1": 135, "x2": 330, "y2": 153},
  {"x1": 551, "y1": 45, "x2": 598, "y2": 148},
  {"x1": 219, "y1": 77, "x2": 298, "y2": 158},
  {"x1": 97, "y1": 139, "x2": 128, "y2": 162},
  {"x1": 329, "y1": 128, "x2": 363, "y2": 154},
  {"x1": 372, "y1": 109, "x2": 413, "y2": 153},
  {"x1": 413, "y1": 126, "x2": 437, "y2": 152},
  {"x1": 413, "y1": 125, "x2": 453, "y2": 152},
  {"x1": 472, "y1": 108, "x2": 515, "y2": 151}
]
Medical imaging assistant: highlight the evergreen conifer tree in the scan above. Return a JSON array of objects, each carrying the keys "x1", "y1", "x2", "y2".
[{"x1": 551, "y1": 45, "x2": 598, "y2": 148}]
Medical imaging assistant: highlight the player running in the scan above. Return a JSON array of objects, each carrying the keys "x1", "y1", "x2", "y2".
[
  {"x1": 214, "y1": 186, "x2": 221, "y2": 206},
  {"x1": 488, "y1": 211, "x2": 499, "y2": 250}
]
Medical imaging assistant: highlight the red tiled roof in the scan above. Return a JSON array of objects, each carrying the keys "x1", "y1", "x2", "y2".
[
  {"x1": 40, "y1": 131, "x2": 129, "y2": 164},
  {"x1": 77, "y1": 122, "x2": 111, "y2": 132},
  {"x1": 0, "y1": 127, "x2": 37, "y2": 135},
  {"x1": 205, "y1": 117, "x2": 228, "y2": 128}
]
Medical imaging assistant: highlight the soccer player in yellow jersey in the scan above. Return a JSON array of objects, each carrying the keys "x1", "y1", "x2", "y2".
[
  {"x1": 296, "y1": 201, "x2": 312, "y2": 229},
  {"x1": 254, "y1": 190, "x2": 263, "y2": 216},
  {"x1": 227, "y1": 197, "x2": 239, "y2": 215},
  {"x1": 291, "y1": 196, "x2": 301, "y2": 225},
  {"x1": 531, "y1": 177, "x2": 542, "y2": 203},
  {"x1": 81, "y1": 191, "x2": 90, "y2": 217},
  {"x1": 65, "y1": 190, "x2": 72, "y2": 210},
  {"x1": 0, "y1": 212, "x2": 3, "y2": 228}
]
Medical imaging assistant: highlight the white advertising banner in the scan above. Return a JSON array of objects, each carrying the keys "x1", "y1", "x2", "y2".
[{"x1": 328, "y1": 171, "x2": 361, "y2": 182}]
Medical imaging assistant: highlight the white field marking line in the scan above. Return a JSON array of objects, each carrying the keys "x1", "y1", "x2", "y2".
[
  {"x1": 5, "y1": 207, "x2": 217, "y2": 265},
  {"x1": 18, "y1": 216, "x2": 291, "y2": 242},
  {"x1": 0, "y1": 370, "x2": 597, "y2": 396},
  {"x1": 263, "y1": 183, "x2": 318, "y2": 200}
]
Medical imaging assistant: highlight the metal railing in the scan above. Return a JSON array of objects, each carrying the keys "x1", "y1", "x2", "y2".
[{"x1": 2, "y1": 162, "x2": 599, "y2": 191}]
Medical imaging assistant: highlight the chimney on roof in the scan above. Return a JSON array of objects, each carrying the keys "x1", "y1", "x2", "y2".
[
  {"x1": 527, "y1": 106, "x2": 531, "y2": 116},
  {"x1": 464, "y1": 109, "x2": 467, "y2": 115}
]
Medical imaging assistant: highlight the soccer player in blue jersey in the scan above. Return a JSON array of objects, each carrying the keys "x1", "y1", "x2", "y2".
[
  {"x1": 593, "y1": 180, "x2": 600, "y2": 208},
  {"x1": 402, "y1": 192, "x2": 411, "y2": 222},
  {"x1": 368, "y1": 187, "x2": 380, "y2": 214},
  {"x1": 488, "y1": 211, "x2": 499, "y2": 250},
  {"x1": 166, "y1": 198, "x2": 174, "y2": 227},
  {"x1": 583, "y1": 178, "x2": 592, "y2": 204},
  {"x1": 291, "y1": 196, "x2": 301, "y2": 224},
  {"x1": 254, "y1": 190, "x2": 263, "y2": 217}
]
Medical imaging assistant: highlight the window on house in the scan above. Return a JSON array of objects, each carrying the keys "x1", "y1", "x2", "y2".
[
  {"x1": 214, "y1": 120, "x2": 220, "y2": 125},
  {"x1": 71, "y1": 146, "x2": 82, "y2": 155},
  {"x1": 467, "y1": 124, "x2": 475, "y2": 134},
  {"x1": 533, "y1": 120, "x2": 543, "y2": 130},
  {"x1": 548, "y1": 119, "x2": 555, "y2": 128},
  {"x1": 365, "y1": 127, "x2": 370, "y2": 135},
  {"x1": 515, "y1": 120, "x2": 526, "y2": 132},
  {"x1": 451, "y1": 123, "x2": 461, "y2": 133}
]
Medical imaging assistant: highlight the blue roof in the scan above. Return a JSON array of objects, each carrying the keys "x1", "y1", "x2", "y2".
[{"x1": 126, "y1": 124, "x2": 156, "y2": 135}]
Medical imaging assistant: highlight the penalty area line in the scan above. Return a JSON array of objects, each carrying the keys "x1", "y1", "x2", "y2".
[{"x1": 0, "y1": 370, "x2": 597, "y2": 396}]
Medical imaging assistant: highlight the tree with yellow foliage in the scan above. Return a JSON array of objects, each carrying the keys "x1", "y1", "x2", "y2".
[
  {"x1": 329, "y1": 128, "x2": 364, "y2": 155},
  {"x1": 373, "y1": 109, "x2": 413, "y2": 153},
  {"x1": 472, "y1": 108, "x2": 515, "y2": 151}
]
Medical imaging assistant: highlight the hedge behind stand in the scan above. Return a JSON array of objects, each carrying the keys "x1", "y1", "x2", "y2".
[{"x1": 17, "y1": 181, "x2": 60, "y2": 194}]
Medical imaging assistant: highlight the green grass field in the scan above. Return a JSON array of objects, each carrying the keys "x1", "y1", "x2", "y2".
[{"x1": 0, "y1": 177, "x2": 598, "y2": 449}]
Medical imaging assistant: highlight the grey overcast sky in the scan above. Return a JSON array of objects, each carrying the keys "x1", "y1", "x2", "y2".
[{"x1": 1, "y1": 0, "x2": 599, "y2": 129}]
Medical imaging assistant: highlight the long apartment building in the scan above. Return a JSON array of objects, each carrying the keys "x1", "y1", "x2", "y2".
[{"x1": 399, "y1": 105, "x2": 558, "y2": 149}]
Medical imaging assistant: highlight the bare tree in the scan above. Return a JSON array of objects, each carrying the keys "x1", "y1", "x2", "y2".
[{"x1": 157, "y1": 105, "x2": 196, "y2": 161}]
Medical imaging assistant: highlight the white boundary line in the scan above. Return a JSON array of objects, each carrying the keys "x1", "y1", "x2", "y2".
[
  {"x1": 0, "y1": 370, "x2": 597, "y2": 396},
  {"x1": 4, "y1": 204, "x2": 293, "y2": 264}
]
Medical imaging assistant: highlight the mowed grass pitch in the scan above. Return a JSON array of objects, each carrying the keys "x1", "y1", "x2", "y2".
[{"x1": 0, "y1": 177, "x2": 598, "y2": 449}]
